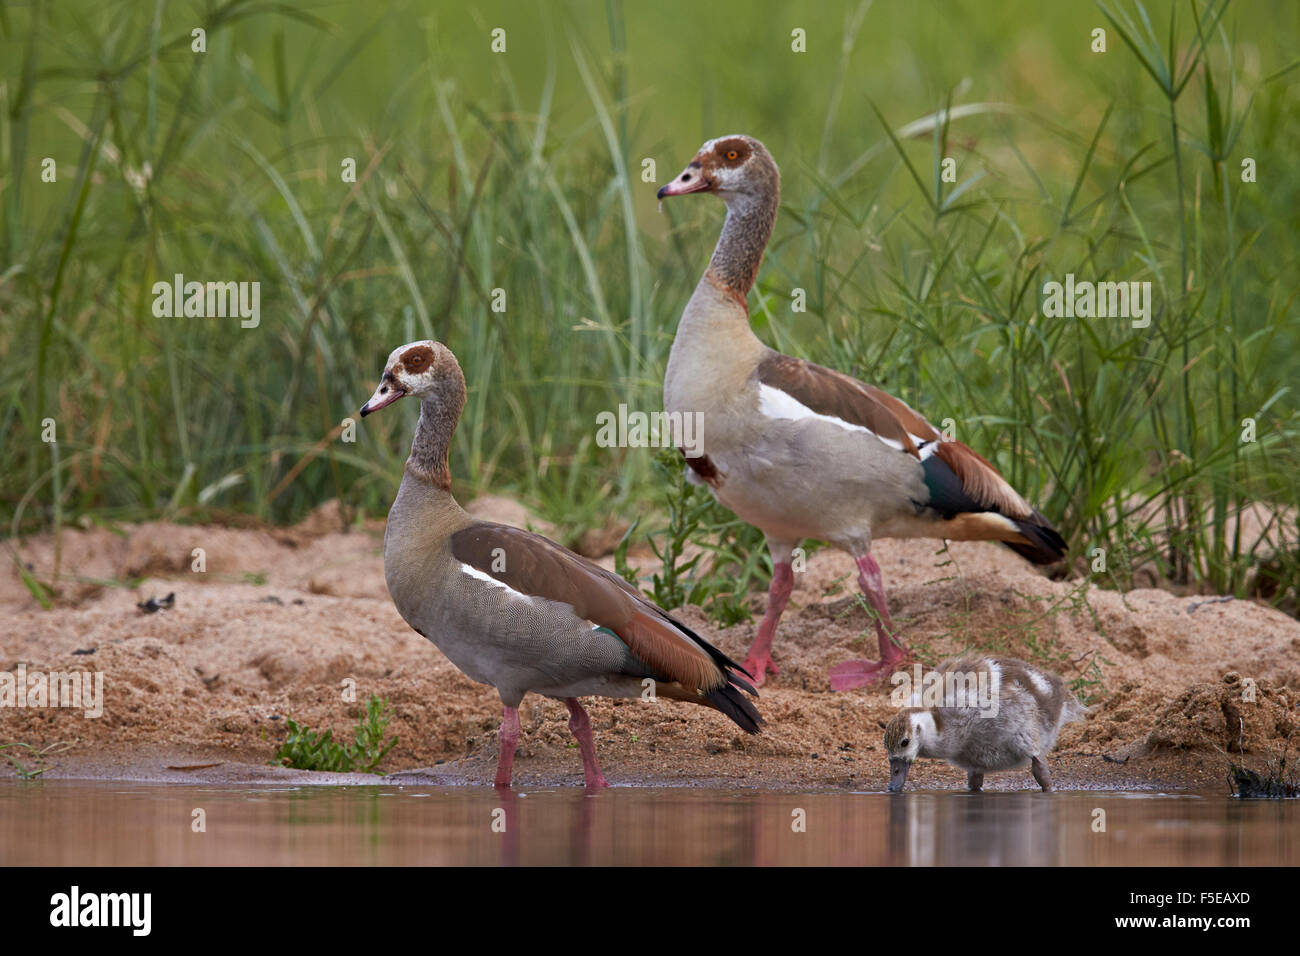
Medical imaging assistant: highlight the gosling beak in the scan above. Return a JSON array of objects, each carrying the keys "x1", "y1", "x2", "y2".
[
  {"x1": 360, "y1": 378, "x2": 405, "y2": 417},
  {"x1": 888, "y1": 757, "x2": 911, "y2": 793},
  {"x1": 657, "y1": 161, "x2": 710, "y2": 199}
]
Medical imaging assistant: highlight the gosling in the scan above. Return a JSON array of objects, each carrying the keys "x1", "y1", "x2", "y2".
[{"x1": 883, "y1": 656, "x2": 1086, "y2": 792}]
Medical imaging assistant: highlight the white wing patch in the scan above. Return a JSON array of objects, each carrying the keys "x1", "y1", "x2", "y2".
[
  {"x1": 759, "y1": 384, "x2": 889, "y2": 441},
  {"x1": 1025, "y1": 667, "x2": 1053, "y2": 697},
  {"x1": 460, "y1": 563, "x2": 530, "y2": 601},
  {"x1": 758, "y1": 384, "x2": 932, "y2": 453}
]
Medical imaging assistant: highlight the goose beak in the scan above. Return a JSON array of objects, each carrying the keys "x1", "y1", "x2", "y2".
[
  {"x1": 888, "y1": 757, "x2": 911, "y2": 793},
  {"x1": 657, "y1": 162, "x2": 710, "y2": 199},
  {"x1": 360, "y1": 379, "x2": 405, "y2": 417}
]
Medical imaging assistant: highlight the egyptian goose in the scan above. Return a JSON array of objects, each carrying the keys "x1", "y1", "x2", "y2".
[
  {"x1": 883, "y1": 656, "x2": 1086, "y2": 791},
  {"x1": 360, "y1": 340, "x2": 761, "y2": 788},
  {"x1": 657, "y1": 134, "x2": 1065, "y2": 689}
]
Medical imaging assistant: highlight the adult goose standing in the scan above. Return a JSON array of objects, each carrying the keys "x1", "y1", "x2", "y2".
[
  {"x1": 657, "y1": 135, "x2": 1065, "y2": 689},
  {"x1": 360, "y1": 340, "x2": 761, "y2": 788}
]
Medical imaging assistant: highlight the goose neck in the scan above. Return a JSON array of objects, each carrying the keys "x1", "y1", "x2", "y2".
[
  {"x1": 406, "y1": 394, "x2": 460, "y2": 491},
  {"x1": 705, "y1": 187, "x2": 778, "y2": 300}
]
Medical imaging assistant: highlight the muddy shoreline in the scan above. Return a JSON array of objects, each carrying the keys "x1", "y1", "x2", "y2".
[
  {"x1": 4, "y1": 501, "x2": 1297, "y2": 793},
  {"x1": 17, "y1": 743, "x2": 1241, "y2": 793}
]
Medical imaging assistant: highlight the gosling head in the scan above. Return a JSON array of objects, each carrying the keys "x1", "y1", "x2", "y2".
[
  {"x1": 656, "y1": 134, "x2": 779, "y2": 205},
  {"x1": 884, "y1": 708, "x2": 934, "y2": 793},
  {"x1": 359, "y1": 340, "x2": 463, "y2": 417}
]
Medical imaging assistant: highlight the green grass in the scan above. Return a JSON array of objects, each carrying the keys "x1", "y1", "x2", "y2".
[
  {"x1": 2, "y1": 1, "x2": 1298, "y2": 612},
  {"x1": 275, "y1": 694, "x2": 399, "y2": 774},
  {"x1": 0, "y1": 739, "x2": 76, "y2": 778},
  {"x1": 614, "y1": 448, "x2": 769, "y2": 626},
  {"x1": 887, "y1": 540, "x2": 1116, "y2": 703}
]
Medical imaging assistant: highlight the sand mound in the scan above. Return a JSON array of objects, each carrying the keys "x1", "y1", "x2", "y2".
[
  {"x1": 1142, "y1": 672, "x2": 1295, "y2": 754},
  {"x1": 3, "y1": 500, "x2": 1298, "y2": 789}
]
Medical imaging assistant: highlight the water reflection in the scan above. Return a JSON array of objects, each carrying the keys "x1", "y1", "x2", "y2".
[{"x1": 1, "y1": 782, "x2": 1295, "y2": 866}]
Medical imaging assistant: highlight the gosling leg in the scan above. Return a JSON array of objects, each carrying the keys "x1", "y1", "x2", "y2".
[
  {"x1": 967, "y1": 771, "x2": 984, "y2": 792},
  {"x1": 1030, "y1": 756, "x2": 1053, "y2": 792}
]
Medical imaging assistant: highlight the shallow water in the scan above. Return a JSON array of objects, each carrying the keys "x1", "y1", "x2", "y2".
[{"x1": 2, "y1": 781, "x2": 1296, "y2": 866}]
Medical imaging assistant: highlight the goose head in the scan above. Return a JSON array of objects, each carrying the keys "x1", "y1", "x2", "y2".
[
  {"x1": 360, "y1": 339, "x2": 463, "y2": 417},
  {"x1": 883, "y1": 708, "x2": 936, "y2": 793},
  {"x1": 657, "y1": 134, "x2": 779, "y2": 206}
]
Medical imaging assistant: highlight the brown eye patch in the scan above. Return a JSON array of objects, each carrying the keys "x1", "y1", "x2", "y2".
[
  {"x1": 714, "y1": 138, "x2": 751, "y2": 166},
  {"x1": 399, "y1": 345, "x2": 435, "y2": 373}
]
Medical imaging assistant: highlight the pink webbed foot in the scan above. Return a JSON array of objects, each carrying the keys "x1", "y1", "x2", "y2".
[
  {"x1": 741, "y1": 652, "x2": 780, "y2": 687},
  {"x1": 828, "y1": 552, "x2": 908, "y2": 691},
  {"x1": 828, "y1": 655, "x2": 904, "y2": 691},
  {"x1": 580, "y1": 761, "x2": 611, "y2": 790}
]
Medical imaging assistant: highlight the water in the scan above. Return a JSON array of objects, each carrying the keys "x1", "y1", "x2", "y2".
[{"x1": 2, "y1": 782, "x2": 1296, "y2": 866}]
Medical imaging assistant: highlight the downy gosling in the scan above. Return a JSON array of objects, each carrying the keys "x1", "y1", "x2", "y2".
[{"x1": 884, "y1": 656, "x2": 1085, "y2": 792}]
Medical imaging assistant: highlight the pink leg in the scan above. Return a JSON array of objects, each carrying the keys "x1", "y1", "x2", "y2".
[
  {"x1": 565, "y1": 698, "x2": 610, "y2": 789},
  {"x1": 828, "y1": 553, "x2": 908, "y2": 691},
  {"x1": 494, "y1": 706, "x2": 521, "y2": 789},
  {"x1": 743, "y1": 560, "x2": 794, "y2": 687}
]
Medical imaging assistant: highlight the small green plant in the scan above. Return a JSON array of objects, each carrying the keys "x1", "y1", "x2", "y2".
[
  {"x1": 932, "y1": 559, "x2": 1113, "y2": 703},
  {"x1": 613, "y1": 517, "x2": 644, "y2": 589},
  {"x1": 1068, "y1": 650, "x2": 1115, "y2": 706},
  {"x1": 615, "y1": 449, "x2": 768, "y2": 625},
  {"x1": 10, "y1": 555, "x2": 52, "y2": 609},
  {"x1": 0, "y1": 740, "x2": 75, "y2": 779},
  {"x1": 276, "y1": 694, "x2": 399, "y2": 774}
]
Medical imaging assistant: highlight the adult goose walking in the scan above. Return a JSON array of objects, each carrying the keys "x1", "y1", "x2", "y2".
[
  {"x1": 657, "y1": 135, "x2": 1065, "y2": 689},
  {"x1": 360, "y1": 340, "x2": 760, "y2": 788}
]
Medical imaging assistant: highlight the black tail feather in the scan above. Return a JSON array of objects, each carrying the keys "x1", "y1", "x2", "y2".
[
  {"x1": 652, "y1": 606, "x2": 762, "y2": 732},
  {"x1": 706, "y1": 679, "x2": 763, "y2": 734},
  {"x1": 725, "y1": 669, "x2": 758, "y2": 697},
  {"x1": 1004, "y1": 511, "x2": 1067, "y2": 566}
]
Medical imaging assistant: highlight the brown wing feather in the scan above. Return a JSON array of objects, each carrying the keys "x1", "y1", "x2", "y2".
[
  {"x1": 755, "y1": 353, "x2": 941, "y2": 457},
  {"x1": 757, "y1": 352, "x2": 1039, "y2": 519},
  {"x1": 859, "y1": 383, "x2": 944, "y2": 448},
  {"x1": 755, "y1": 352, "x2": 1062, "y2": 563},
  {"x1": 450, "y1": 523, "x2": 727, "y2": 693}
]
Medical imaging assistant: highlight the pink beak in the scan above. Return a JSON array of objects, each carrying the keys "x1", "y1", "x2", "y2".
[
  {"x1": 359, "y1": 379, "x2": 405, "y2": 417},
  {"x1": 657, "y1": 162, "x2": 711, "y2": 199}
]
